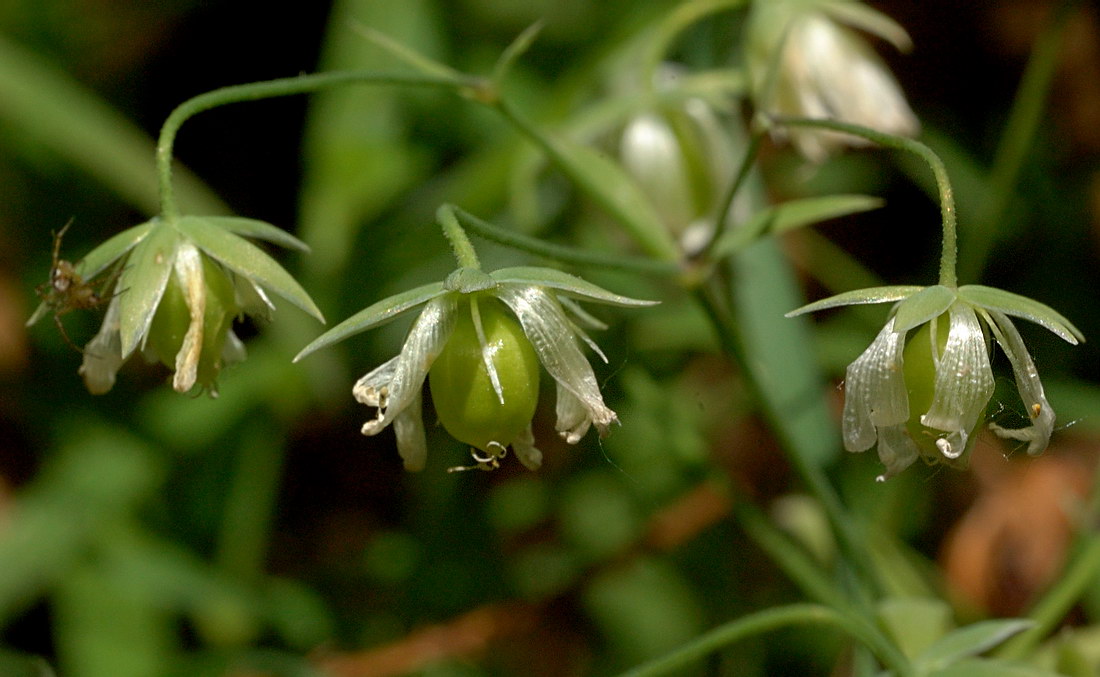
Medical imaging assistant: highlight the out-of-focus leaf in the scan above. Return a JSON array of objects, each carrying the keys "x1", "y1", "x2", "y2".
[
  {"x1": 118, "y1": 222, "x2": 178, "y2": 357},
  {"x1": 175, "y1": 216, "x2": 323, "y2": 323},
  {"x1": 76, "y1": 220, "x2": 157, "y2": 280},
  {"x1": 293, "y1": 281, "x2": 446, "y2": 361},
  {"x1": 712, "y1": 194, "x2": 884, "y2": 258},
  {"x1": 877, "y1": 597, "x2": 952, "y2": 659},
  {"x1": 893, "y1": 285, "x2": 955, "y2": 333},
  {"x1": 0, "y1": 35, "x2": 225, "y2": 216},
  {"x1": 926, "y1": 658, "x2": 1063, "y2": 677},
  {"x1": 958, "y1": 285, "x2": 1083, "y2": 344},
  {"x1": 0, "y1": 650, "x2": 55, "y2": 677},
  {"x1": 916, "y1": 619, "x2": 1034, "y2": 671}
]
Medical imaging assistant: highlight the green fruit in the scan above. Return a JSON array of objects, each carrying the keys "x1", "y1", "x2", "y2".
[
  {"x1": 429, "y1": 297, "x2": 540, "y2": 452},
  {"x1": 147, "y1": 256, "x2": 238, "y2": 388},
  {"x1": 903, "y1": 313, "x2": 983, "y2": 467}
]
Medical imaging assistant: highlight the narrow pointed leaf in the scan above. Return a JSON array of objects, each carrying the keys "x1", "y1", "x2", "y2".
[
  {"x1": 713, "y1": 194, "x2": 884, "y2": 258},
  {"x1": 199, "y1": 216, "x2": 310, "y2": 252},
  {"x1": 786, "y1": 285, "x2": 923, "y2": 317},
  {"x1": 892, "y1": 284, "x2": 956, "y2": 333},
  {"x1": 958, "y1": 285, "x2": 1083, "y2": 344},
  {"x1": 176, "y1": 216, "x2": 323, "y2": 323},
  {"x1": 927, "y1": 658, "x2": 1062, "y2": 677},
  {"x1": 118, "y1": 223, "x2": 179, "y2": 358},
  {"x1": 75, "y1": 220, "x2": 156, "y2": 280},
  {"x1": 916, "y1": 619, "x2": 1034, "y2": 671},
  {"x1": 294, "y1": 282, "x2": 447, "y2": 362},
  {"x1": 491, "y1": 267, "x2": 658, "y2": 307}
]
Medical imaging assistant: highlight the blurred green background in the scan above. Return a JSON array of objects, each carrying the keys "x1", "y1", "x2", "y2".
[{"x1": 1, "y1": 1, "x2": 1099, "y2": 676}]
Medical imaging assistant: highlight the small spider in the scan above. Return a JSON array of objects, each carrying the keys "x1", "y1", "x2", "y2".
[{"x1": 33, "y1": 221, "x2": 121, "y2": 352}]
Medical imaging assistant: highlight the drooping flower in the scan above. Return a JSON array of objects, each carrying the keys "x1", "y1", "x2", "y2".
[
  {"x1": 30, "y1": 215, "x2": 323, "y2": 395},
  {"x1": 789, "y1": 284, "x2": 1083, "y2": 480},
  {"x1": 295, "y1": 266, "x2": 655, "y2": 472},
  {"x1": 745, "y1": 0, "x2": 919, "y2": 161}
]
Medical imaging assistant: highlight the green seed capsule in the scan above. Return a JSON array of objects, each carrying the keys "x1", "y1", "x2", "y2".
[
  {"x1": 147, "y1": 256, "x2": 238, "y2": 388},
  {"x1": 429, "y1": 297, "x2": 540, "y2": 453},
  {"x1": 903, "y1": 313, "x2": 983, "y2": 467}
]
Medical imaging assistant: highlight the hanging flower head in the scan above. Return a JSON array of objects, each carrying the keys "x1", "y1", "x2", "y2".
[
  {"x1": 29, "y1": 216, "x2": 323, "y2": 396},
  {"x1": 745, "y1": 0, "x2": 919, "y2": 161},
  {"x1": 294, "y1": 210, "x2": 656, "y2": 472},
  {"x1": 789, "y1": 284, "x2": 1083, "y2": 480}
]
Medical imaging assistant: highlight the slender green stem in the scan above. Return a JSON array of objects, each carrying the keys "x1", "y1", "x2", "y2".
[
  {"x1": 960, "y1": 0, "x2": 1079, "y2": 281},
  {"x1": 155, "y1": 71, "x2": 475, "y2": 221},
  {"x1": 695, "y1": 282, "x2": 884, "y2": 600},
  {"x1": 437, "y1": 205, "x2": 481, "y2": 269},
  {"x1": 616, "y1": 603, "x2": 913, "y2": 677},
  {"x1": 699, "y1": 129, "x2": 765, "y2": 260},
  {"x1": 216, "y1": 423, "x2": 285, "y2": 581},
  {"x1": 773, "y1": 117, "x2": 958, "y2": 287},
  {"x1": 450, "y1": 206, "x2": 680, "y2": 275}
]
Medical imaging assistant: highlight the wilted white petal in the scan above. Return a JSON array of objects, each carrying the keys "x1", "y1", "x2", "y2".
[
  {"x1": 875, "y1": 424, "x2": 920, "y2": 481},
  {"x1": 80, "y1": 294, "x2": 124, "y2": 395},
  {"x1": 394, "y1": 391, "x2": 428, "y2": 471},
  {"x1": 842, "y1": 317, "x2": 908, "y2": 452},
  {"x1": 357, "y1": 295, "x2": 456, "y2": 436},
  {"x1": 983, "y1": 309, "x2": 1055, "y2": 456},
  {"x1": 512, "y1": 424, "x2": 543, "y2": 470},
  {"x1": 555, "y1": 383, "x2": 592, "y2": 444},
  {"x1": 234, "y1": 275, "x2": 275, "y2": 321},
  {"x1": 172, "y1": 243, "x2": 205, "y2": 393},
  {"x1": 496, "y1": 286, "x2": 618, "y2": 437},
  {"x1": 920, "y1": 303, "x2": 994, "y2": 441},
  {"x1": 557, "y1": 295, "x2": 608, "y2": 331}
]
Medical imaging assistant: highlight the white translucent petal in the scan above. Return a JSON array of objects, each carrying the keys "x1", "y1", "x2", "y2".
[
  {"x1": 356, "y1": 295, "x2": 456, "y2": 436},
  {"x1": 512, "y1": 424, "x2": 543, "y2": 471},
  {"x1": 983, "y1": 309, "x2": 1055, "y2": 456},
  {"x1": 555, "y1": 382, "x2": 592, "y2": 444},
  {"x1": 234, "y1": 274, "x2": 275, "y2": 321},
  {"x1": 557, "y1": 295, "x2": 608, "y2": 331},
  {"x1": 875, "y1": 424, "x2": 920, "y2": 482},
  {"x1": 920, "y1": 303, "x2": 994, "y2": 439},
  {"x1": 842, "y1": 317, "x2": 908, "y2": 452},
  {"x1": 221, "y1": 328, "x2": 248, "y2": 367},
  {"x1": 496, "y1": 285, "x2": 618, "y2": 436},
  {"x1": 172, "y1": 243, "x2": 206, "y2": 393},
  {"x1": 79, "y1": 294, "x2": 124, "y2": 395},
  {"x1": 470, "y1": 297, "x2": 505, "y2": 405},
  {"x1": 394, "y1": 390, "x2": 428, "y2": 471}
]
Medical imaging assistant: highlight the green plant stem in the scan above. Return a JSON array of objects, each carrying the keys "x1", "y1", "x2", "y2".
[
  {"x1": 437, "y1": 205, "x2": 482, "y2": 269},
  {"x1": 960, "y1": 0, "x2": 1079, "y2": 282},
  {"x1": 449, "y1": 206, "x2": 681, "y2": 275},
  {"x1": 616, "y1": 603, "x2": 913, "y2": 677},
  {"x1": 694, "y1": 283, "x2": 884, "y2": 600},
  {"x1": 699, "y1": 129, "x2": 765, "y2": 260},
  {"x1": 774, "y1": 117, "x2": 958, "y2": 287},
  {"x1": 155, "y1": 71, "x2": 474, "y2": 222}
]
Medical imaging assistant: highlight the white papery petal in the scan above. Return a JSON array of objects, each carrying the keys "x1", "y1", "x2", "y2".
[
  {"x1": 512, "y1": 425, "x2": 543, "y2": 470},
  {"x1": 172, "y1": 243, "x2": 206, "y2": 393},
  {"x1": 842, "y1": 317, "x2": 908, "y2": 452},
  {"x1": 496, "y1": 286, "x2": 618, "y2": 437},
  {"x1": 555, "y1": 382, "x2": 592, "y2": 444},
  {"x1": 80, "y1": 294, "x2": 124, "y2": 395},
  {"x1": 394, "y1": 390, "x2": 428, "y2": 471},
  {"x1": 920, "y1": 303, "x2": 994, "y2": 441},
  {"x1": 558, "y1": 295, "x2": 608, "y2": 331},
  {"x1": 984, "y1": 309, "x2": 1055, "y2": 456},
  {"x1": 356, "y1": 295, "x2": 456, "y2": 436},
  {"x1": 875, "y1": 424, "x2": 920, "y2": 482},
  {"x1": 222, "y1": 328, "x2": 247, "y2": 367}
]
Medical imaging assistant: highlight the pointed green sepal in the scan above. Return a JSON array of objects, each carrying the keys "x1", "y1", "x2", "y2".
[
  {"x1": 785, "y1": 285, "x2": 923, "y2": 317},
  {"x1": 293, "y1": 281, "x2": 449, "y2": 362},
  {"x1": 444, "y1": 267, "x2": 497, "y2": 294},
  {"x1": 175, "y1": 216, "x2": 323, "y2": 323},
  {"x1": 893, "y1": 284, "x2": 956, "y2": 333},
  {"x1": 118, "y1": 222, "x2": 180, "y2": 358},
  {"x1": 201, "y1": 216, "x2": 310, "y2": 253},
  {"x1": 490, "y1": 267, "x2": 658, "y2": 307},
  {"x1": 712, "y1": 194, "x2": 884, "y2": 258},
  {"x1": 75, "y1": 220, "x2": 156, "y2": 280},
  {"x1": 958, "y1": 285, "x2": 1084, "y2": 344}
]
